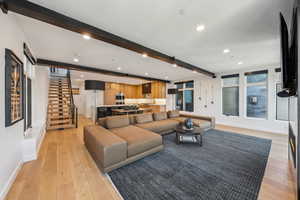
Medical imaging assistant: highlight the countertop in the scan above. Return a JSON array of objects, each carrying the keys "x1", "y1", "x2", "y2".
[{"x1": 97, "y1": 104, "x2": 166, "y2": 107}]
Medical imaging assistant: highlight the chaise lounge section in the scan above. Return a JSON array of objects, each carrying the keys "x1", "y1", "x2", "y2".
[{"x1": 84, "y1": 110, "x2": 215, "y2": 173}]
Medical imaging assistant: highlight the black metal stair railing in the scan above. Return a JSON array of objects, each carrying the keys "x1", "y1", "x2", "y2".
[{"x1": 67, "y1": 70, "x2": 78, "y2": 128}]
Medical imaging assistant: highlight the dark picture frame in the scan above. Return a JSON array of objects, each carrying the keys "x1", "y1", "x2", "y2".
[
  {"x1": 5, "y1": 49, "x2": 24, "y2": 127},
  {"x1": 26, "y1": 77, "x2": 32, "y2": 129}
]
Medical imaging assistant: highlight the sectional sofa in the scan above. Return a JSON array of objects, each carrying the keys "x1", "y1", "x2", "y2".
[{"x1": 84, "y1": 110, "x2": 215, "y2": 173}]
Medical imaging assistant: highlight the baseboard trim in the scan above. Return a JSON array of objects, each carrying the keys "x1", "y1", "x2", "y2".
[
  {"x1": 105, "y1": 174, "x2": 124, "y2": 200},
  {"x1": 0, "y1": 161, "x2": 23, "y2": 200},
  {"x1": 216, "y1": 122, "x2": 287, "y2": 135}
]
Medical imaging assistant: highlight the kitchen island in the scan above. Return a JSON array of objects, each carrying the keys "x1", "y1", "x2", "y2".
[
  {"x1": 97, "y1": 104, "x2": 166, "y2": 118},
  {"x1": 97, "y1": 104, "x2": 148, "y2": 118}
]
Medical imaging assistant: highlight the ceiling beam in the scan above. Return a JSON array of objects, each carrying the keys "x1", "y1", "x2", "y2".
[
  {"x1": 0, "y1": 0, "x2": 8, "y2": 13},
  {"x1": 37, "y1": 58, "x2": 170, "y2": 83},
  {"x1": 3, "y1": 0, "x2": 216, "y2": 78}
]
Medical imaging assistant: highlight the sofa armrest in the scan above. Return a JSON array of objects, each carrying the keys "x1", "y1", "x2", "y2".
[
  {"x1": 179, "y1": 114, "x2": 215, "y2": 129},
  {"x1": 84, "y1": 125, "x2": 127, "y2": 171}
]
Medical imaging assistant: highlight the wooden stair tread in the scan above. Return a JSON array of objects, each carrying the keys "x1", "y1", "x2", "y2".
[
  {"x1": 48, "y1": 108, "x2": 71, "y2": 114},
  {"x1": 48, "y1": 92, "x2": 70, "y2": 94},
  {"x1": 49, "y1": 88, "x2": 69, "y2": 90},
  {"x1": 47, "y1": 76, "x2": 76, "y2": 131},
  {"x1": 48, "y1": 106, "x2": 70, "y2": 109},
  {"x1": 48, "y1": 108, "x2": 71, "y2": 111},
  {"x1": 48, "y1": 115, "x2": 72, "y2": 119},
  {"x1": 48, "y1": 95, "x2": 71, "y2": 97},
  {"x1": 49, "y1": 99, "x2": 71, "y2": 101},
  {"x1": 47, "y1": 124, "x2": 76, "y2": 130},
  {"x1": 50, "y1": 86, "x2": 69, "y2": 88},
  {"x1": 49, "y1": 97, "x2": 70, "y2": 99},
  {"x1": 49, "y1": 119, "x2": 72, "y2": 124}
]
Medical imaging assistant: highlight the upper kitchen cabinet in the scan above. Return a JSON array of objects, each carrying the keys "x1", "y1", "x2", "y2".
[
  {"x1": 151, "y1": 81, "x2": 166, "y2": 98},
  {"x1": 105, "y1": 81, "x2": 166, "y2": 100}
]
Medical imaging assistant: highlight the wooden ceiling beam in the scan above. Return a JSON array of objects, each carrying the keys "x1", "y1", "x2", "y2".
[
  {"x1": 37, "y1": 58, "x2": 170, "y2": 83},
  {"x1": 4, "y1": 0, "x2": 216, "y2": 78}
]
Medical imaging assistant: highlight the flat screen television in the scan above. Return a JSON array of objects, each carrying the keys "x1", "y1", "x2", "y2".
[
  {"x1": 85, "y1": 80, "x2": 105, "y2": 90},
  {"x1": 278, "y1": 12, "x2": 297, "y2": 97},
  {"x1": 289, "y1": 8, "x2": 298, "y2": 90}
]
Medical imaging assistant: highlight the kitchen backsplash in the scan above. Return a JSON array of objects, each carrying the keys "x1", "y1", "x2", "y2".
[{"x1": 125, "y1": 98, "x2": 166, "y2": 105}]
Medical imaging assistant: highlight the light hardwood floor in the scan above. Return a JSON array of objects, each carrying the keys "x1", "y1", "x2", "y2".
[{"x1": 5, "y1": 116, "x2": 296, "y2": 200}]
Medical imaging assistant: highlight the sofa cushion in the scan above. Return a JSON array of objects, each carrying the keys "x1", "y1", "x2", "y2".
[
  {"x1": 84, "y1": 126, "x2": 127, "y2": 168},
  {"x1": 135, "y1": 113, "x2": 153, "y2": 124},
  {"x1": 193, "y1": 119, "x2": 212, "y2": 129},
  {"x1": 135, "y1": 119, "x2": 180, "y2": 134},
  {"x1": 153, "y1": 112, "x2": 167, "y2": 121},
  {"x1": 172, "y1": 117, "x2": 212, "y2": 129},
  {"x1": 105, "y1": 116, "x2": 130, "y2": 129},
  {"x1": 167, "y1": 110, "x2": 180, "y2": 118},
  {"x1": 110, "y1": 125, "x2": 162, "y2": 157}
]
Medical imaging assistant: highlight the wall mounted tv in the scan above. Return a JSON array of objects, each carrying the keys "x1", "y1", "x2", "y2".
[
  {"x1": 278, "y1": 11, "x2": 298, "y2": 97},
  {"x1": 85, "y1": 80, "x2": 105, "y2": 90}
]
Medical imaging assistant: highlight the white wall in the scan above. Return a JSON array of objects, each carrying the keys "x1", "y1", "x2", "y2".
[
  {"x1": 32, "y1": 66, "x2": 49, "y2": 127},
  {"x1": 0, "y1": 13, "x2": 29, "y2": 199},
  {"x1": 0, "y1": 13, "x2": 49, "y2": 199},
  {"x1": 167, "y1": 66, "x2": 288, "y2": 134}
]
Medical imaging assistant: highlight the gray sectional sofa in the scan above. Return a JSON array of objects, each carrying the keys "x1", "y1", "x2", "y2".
[{"x1": 84, "y1": 110, "x2": 215, "y2": 173}]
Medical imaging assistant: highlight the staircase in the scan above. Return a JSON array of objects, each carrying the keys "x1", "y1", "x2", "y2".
[{"x1": 47, "y1": 68, "x2": 78, "y2": 130}]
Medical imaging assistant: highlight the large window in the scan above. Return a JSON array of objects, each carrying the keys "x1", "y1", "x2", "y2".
[
  {"x1": 245, "y1": 70, "x2": 268, "y2": 118},
  {"x1": 276, "y1": 83, "x2": 289, "y2": 121},
  {"x1": 175, "y1": 81, "x2": 194, "y2": 112},
  {"x1": 222, "y1": 74, "x2": 239, "y2": 116}
]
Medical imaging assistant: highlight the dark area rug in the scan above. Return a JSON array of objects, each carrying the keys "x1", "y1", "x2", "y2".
[{"x1": 108, "y1": 129, "x2": 272, "y2": 200}]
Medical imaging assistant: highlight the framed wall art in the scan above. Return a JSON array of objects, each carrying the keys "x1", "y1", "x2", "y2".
[{"x1": 5, "y1": 49, "x2": 24, "y2": 127}]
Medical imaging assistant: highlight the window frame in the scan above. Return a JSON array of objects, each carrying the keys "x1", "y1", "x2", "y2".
[
  {"x1": 175, "y1": 81, "x2": 194, "y2": 112},
  {"x1": 245, "y1": 71, "x2": 268, "y2": 119},
  {"x1": 221, "y1": 74, "x2": 240, "y2": 117}
]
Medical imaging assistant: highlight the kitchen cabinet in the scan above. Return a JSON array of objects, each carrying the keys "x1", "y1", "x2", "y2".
[
  {"x1": 104, "y1": 81, "x2": 166, "y2": 102},
  {"x1": 151, "y1": 81, "x2": 166, "y2": 98}
]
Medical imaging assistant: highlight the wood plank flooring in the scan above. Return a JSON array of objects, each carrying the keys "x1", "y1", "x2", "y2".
[{"x1": 5, "y1": 116, "x2": 296, "y2": 200}]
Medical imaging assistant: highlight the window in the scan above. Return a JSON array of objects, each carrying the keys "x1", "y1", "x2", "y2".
[
  {"x1": 245, "y1": 70, "x2": 268, "y2": 118},
  {"x1": 175, "y1": 81, "x2": 194, "y2": 112},
  {"x1": 276, "y1": 83, "x2": 289, "y2": 121},
  {"x1": 221, "y1": 75, "x2": 239, "y2": 116}
]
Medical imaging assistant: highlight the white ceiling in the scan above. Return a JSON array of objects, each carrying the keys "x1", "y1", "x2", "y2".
[
  {"x1": 70, "y1": 70, "x2": 149, "y2": 85},
  {"x1": 14, "y1": 0, "x2": 294, "y2": 81}
]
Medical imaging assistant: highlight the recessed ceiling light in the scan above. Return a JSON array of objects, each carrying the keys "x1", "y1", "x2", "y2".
[
  {"x1": 142, "y1": 53, "x2": 148, "y2": 58},
  {"x1": 82, "y1": 34, "x2": 91, "y2": 40},
  {"x1": 145, "y1": 72, "x2": 149, "y2": 76},
  {"x1": 196, "y1": 24, "x2": 205, "y2": 32},
  {"x1": 117, "y1": 67, "x2": 122, "y2": 70},
  {"x1": 193, "y1": 70, "x2": 197, "y2": 73},
  {"x1": 173, "y1": 63, "x2": 177, "y2": 67},
  {"x1": 73, "y1": 58, "x2": 79, "y2": 62},
  {"x1": 223, "y1": 49, "x2": 230, "y2": 54},
  {"x1": 165, "y1": 76, "x2": 169, "y2": 79},
  {"x1": 238, "y1": 61, "x2": 243, "y2": 65},
  {"x1": 80, "y1": 74, "x2": 84, "y2": 78}
]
